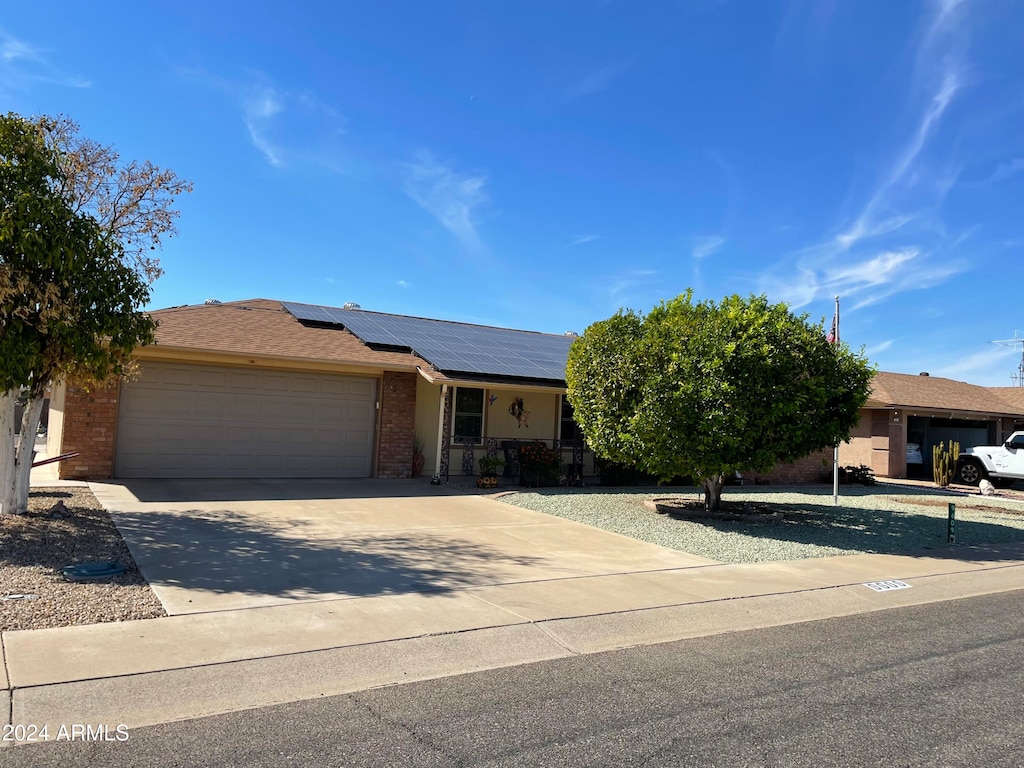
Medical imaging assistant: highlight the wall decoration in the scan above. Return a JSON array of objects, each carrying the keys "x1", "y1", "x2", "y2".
[
  {"x1": 508, "y1": 397, "x2": 530, "y2": 428},
  {"x1": 488, "y1": 394, "x2": 498, "y2": 406}
]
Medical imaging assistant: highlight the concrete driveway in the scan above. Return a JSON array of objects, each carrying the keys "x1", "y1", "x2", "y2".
[{"x1": 90, "y1": 479, "x2": 717, "y2": 615}]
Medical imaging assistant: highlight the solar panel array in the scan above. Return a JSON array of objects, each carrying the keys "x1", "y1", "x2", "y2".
[{"x1": 282, "y1": 301, "x2": 575, "y2": 381}]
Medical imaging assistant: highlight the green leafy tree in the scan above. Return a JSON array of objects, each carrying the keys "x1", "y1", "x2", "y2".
[
  {"x1": 566, "y1": 291, "x2": 874, "y2": 510},
  {"x1": 1, "y1": 113, "x2": 157, "y2": 515}
]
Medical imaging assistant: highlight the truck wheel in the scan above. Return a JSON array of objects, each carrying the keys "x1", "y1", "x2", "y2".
[{"x1": 957, "y1": 459, "x2": 984, "y2": 486}]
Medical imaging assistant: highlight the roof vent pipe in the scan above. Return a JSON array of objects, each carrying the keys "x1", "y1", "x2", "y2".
[
  {"x1": 343, "y1": 302, "x2": 361, "y2": 310},
  {"x1": 919, "y1": 372, "x2": 930, "y2": 376}
]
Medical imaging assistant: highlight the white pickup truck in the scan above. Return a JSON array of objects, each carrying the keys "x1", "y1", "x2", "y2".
[{"x1": 955, "y1": 432, "x2": 1024, "y2": 487}]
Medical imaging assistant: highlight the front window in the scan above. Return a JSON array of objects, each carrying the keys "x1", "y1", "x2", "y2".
[
  {"x1": 560, "y1": 396, "x2": 580, "y2": 444},
  {"x1": 453, "y1": 387, "x2": 484, "y2": 444}
]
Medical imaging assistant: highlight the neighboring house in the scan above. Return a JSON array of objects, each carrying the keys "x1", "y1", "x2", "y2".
[
  {"x1": 47, "y1": 298, "x2": 588, "y2": 482},
  {"x1": 838, "y1": 372, "x2": 1024, "y2": 480},
  {"x1": 46, "y1": 299, "x2": 1024, "y2": 484}
]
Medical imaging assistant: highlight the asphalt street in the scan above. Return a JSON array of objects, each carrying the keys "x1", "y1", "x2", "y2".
[{"x1": 7, "y1": 590, "x2": 1023, "y2": 767}]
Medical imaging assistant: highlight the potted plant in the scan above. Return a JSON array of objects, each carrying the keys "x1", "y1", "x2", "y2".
[
  {"x1": 518, "y1": 441, "x2": 561, "y2": 487},
  {"x1": 476, "y1": 455, "x2": 505, "y2": 488}
]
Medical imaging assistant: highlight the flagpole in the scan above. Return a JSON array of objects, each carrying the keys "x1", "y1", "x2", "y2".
[{"x1": 833, "y1": 295, "x2": 840, "y2": 507}]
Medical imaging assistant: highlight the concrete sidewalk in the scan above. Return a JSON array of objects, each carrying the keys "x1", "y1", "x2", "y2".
[{"x1": 3, "y1": 540, "x2": 1022, "y2": 740}]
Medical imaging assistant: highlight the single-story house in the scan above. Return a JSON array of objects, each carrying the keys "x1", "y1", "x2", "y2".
[
  {"x1": 47, "y1": 298, "x2": 589, "y2": 482},
  {"x1": 46, "y1": 298, "x2": 1024, "y2": 484},
  {"x1": 839, "y1": 371, "x2": 1024, "y2": 480},
  {"x1": 746, "y1": 372, "x2": 1024, "y2": 485}
]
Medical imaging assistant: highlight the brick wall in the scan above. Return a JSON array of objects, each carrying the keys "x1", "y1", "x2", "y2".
[
  {"x1": 748, "y1": 448, "x2": 833, "y2": 484},
  {"x1": 376, "y1": 371, "x2": 417, "y2": 479},
  {"x1": 58, "y1": 384, "x2": 119, "y2": 480}
]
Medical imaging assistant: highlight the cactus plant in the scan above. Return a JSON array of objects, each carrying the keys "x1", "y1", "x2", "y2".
[{"x1": 932, "y1": 440, "x2": 960, "y2": 487}]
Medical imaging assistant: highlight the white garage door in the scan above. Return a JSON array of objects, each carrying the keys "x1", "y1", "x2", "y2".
[{"x1": 115, "y1": 362, "x2": 378, "y2": 478}]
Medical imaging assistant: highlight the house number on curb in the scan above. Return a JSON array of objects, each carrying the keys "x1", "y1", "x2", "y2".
[{"x1": 863, "y1": 580, "x2": 911, "y2": 592}]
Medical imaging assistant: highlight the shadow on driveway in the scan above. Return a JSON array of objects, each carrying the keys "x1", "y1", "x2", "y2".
[
  {"x1": 113, "y1": 478, "x2": 455, "y2": 503},
  {"x1": 111, "y1": 508, "x2": 542, "y2": 602}
]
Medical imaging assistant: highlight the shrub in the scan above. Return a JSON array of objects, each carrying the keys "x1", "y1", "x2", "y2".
[{"x1": 839, "y1": 464, "x2": 876, "y2": 486}]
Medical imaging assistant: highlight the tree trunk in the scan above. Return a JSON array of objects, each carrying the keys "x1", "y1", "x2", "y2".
[
  {"x1": 700, "y1": 474, "x2": 725, "y2": 512},
  {"x1": 0, "y1": 391, "x2": 16, "y2": 516},
  {"x1": 12, "y1": 395, "x2": 46, "y2": 515}
]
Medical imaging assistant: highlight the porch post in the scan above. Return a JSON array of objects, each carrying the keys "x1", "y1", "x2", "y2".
[{"x1": 434, "y1": 384, "x2": 453, "y2": 484}]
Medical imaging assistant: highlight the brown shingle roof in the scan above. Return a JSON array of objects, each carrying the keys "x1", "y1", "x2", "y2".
[
  {"x1": 868, "y1": 371, "x2": 1024, "y2": 417},
  {"x1": 146, "y1": 299, "x2": 426, "y2": 370},
  {"x1": 990, "y1": 387, "x2": 1024, "y2": 413}
]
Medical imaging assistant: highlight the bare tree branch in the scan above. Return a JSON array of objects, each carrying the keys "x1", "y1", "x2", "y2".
[{"x1": 34, "y1": 115, "x2": 193, "y2": 284}]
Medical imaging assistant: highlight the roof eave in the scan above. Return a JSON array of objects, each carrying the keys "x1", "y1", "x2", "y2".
[{"x1": 137, "y1": 344, "x2": 423, "y2": 373}]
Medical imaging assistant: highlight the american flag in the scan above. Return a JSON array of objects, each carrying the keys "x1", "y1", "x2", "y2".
[{"x1": 826, "y1": 313, "x2": 837, "y2": 344}]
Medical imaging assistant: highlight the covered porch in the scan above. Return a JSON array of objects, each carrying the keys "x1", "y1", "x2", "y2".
[{"x1": 414, "y1": 369, "x2": 595, "y2": 487}]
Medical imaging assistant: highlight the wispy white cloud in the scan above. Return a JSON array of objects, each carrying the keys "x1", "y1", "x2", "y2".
[
  {"x1": 763, "y1": 1, "x2": 971, "y2": 313},
  {"x1": 607, "y1": 268, "x2": 659, "y2": 303},
  {"x1": 567, "y1": 235, "x2": 601, "y2": 247},
  {"x1": 828, "y1": 65, "x2": 961, "y2": 255},
  {"x1": 931, "y1": 344, "x2": 1018, "y2": 383},
  {"x1": 867, "y1": 339, "x2": 895, "y2": 355},
  {"x1": 926, "y1": 0, "x2": 969, "y2": 43},
  {"x1": 947, "y1": 224, "x2": 980, "y2": 250},
  {"x1": 986, "y1": 158, "x2": 1024, "y2": 184},
  {"x1": 1, "y1": 34, "x2": 39, "y2": 62},
  {"x1": 182, "y1": 67, "x2": 347, "y2": 169},
  {"x1": 691, "y1": 235, "x2": 726, "y2": 260},
  {"x1": 885, "y1": 69, "x2": 961, "y2": 191},
  {"x1": 404, "y1": 151, "x2": 488, "y2": 251},
  {"x1": 813, "y1": 1, "x2": 967, "y2": 257},
  {"x1": 761, "y1": 248, "x2": 965, "y2": 310},
  {"x1": 242, "y1": 87, "x2": 285, "y2": 166},
  {"x1": 0, "y1": 29, "x2": 90, "y2": 93},
  {"x1": 244, "y1": 84, "x2": 347, "y2": 169},
  {"x1": 833, "y1": 215, "x2": 916, "y2": 252},
  {"x1": 396, "y1": 279, "x2": 409, "y2": 288}
]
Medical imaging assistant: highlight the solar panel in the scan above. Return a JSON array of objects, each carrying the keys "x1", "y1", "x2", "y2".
[{"x1": 282, "y1": 301, "x2": 574, "y2": 381}]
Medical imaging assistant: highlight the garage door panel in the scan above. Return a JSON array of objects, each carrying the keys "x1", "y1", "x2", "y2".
[
  {"x1": 290, "y1": 378, "x2": 318, "y2": 394},
  {"x1": 347, "y1": 380, "x2": 374, "y2": 397},
  {"x1": 346, "y1": 404, "x2": 373, "y2": 422},
  {"x1": 157, "y1": 367, "x2": 197, "y2": 387},
  {"x1": 226, "y1": 370, "x2": 261, "y2": 390},
  {"x1": 116, "y1": 363, "x2": 379, "y2": 478},
  {"x1": 259, "y1": 373, "x2": 293, "y2": 392},
  {"x1": 196, "y1": 370, "x2": 229, "y2": 388},
  {"x1": 320, "y1": 379, "x2": 350, "y2": 396},
  {"x1": 317, "y1": 403, "x2": 346, "y2": 421},
  {"x1": 223, "y1": 425, "x2": 259, "y2": 443}
]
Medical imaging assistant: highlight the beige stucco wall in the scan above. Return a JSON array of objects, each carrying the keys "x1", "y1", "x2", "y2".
[
  {"x1": 46, "y1": 380, "x2": 66, "y2": 459},
  {"x1": 414, "y1": 376, "x2": 442, "y2": 475},
  {"x1": 486, "y1": 388, "x2": 559, "y2": 441},
  {"x1": 841, "y1": 408, "x2": 875, "y2": 470},
  {"x1": 836, "y1": 408, "x2": 907, "y2": 478}
]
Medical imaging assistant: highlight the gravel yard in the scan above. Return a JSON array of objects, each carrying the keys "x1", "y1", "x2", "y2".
[
  {"x1": 501, "y1": 484, "x2": 1024, "y2": 564},
  {"x1": 0, "y1": 487, "x2": 166, "y2": 631}
]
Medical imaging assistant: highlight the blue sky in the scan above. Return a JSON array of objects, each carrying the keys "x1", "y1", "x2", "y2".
[{"x1": 3, "y1": 0, "x2": 1023, "y2": 385}]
